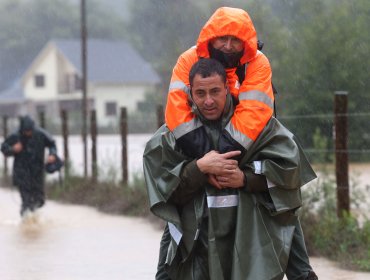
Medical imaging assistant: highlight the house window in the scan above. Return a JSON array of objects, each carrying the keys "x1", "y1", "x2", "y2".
[
  {"x1": 64, "y1": 73, "x2": 82, "y2": 93},
  {"x1": 35, "y1": 74, "x2": 45, "y2": 87},
  {"x1": 105, "y1": 102, "x2": 117, "y2": 116},
  {"x1": 36, "y1": 104, "x2": 46, "y2": 113},
  {"x1": 74, "y1": 74, "x2": 82, "y2": 90}
]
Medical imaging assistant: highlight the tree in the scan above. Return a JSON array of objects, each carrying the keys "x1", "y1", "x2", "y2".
[
  {"x1": 127, "y1": 0, "x2": 205, "y2": 104},
  {"x1": 277, "y1": 0, "x2": 370, "y2": 160}
]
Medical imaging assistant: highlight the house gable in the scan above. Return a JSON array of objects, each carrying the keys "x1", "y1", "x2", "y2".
[
  {"x1": 22, "y1": 42, "x2": 60, "y2": 100},
  {"x1": 54, "y1": 39, "x2": 160, "y2": 84}
]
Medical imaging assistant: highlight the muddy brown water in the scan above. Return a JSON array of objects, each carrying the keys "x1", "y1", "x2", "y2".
[
  {"x1": 0, "y1": 187, "x2": 162, "y2": 280},
  {"x1": 1, "y1": 183, "x2": 369, "y2": 280}
]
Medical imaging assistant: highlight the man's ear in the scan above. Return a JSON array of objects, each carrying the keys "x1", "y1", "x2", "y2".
[
  {"x1": 188, "y1": 86, "x2": 193, "y2": 106},
  {"x1": 187, "y1": 87, "x2": 198, "y2": 112},
  {"x1": 187, "y1": 98, "x2": 193, "y2": 107}
]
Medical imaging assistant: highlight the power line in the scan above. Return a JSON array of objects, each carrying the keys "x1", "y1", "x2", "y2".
[
  {"x1": 304, "y1": 149, "x2": 370, "y2": 154},
  {"x1": 279, "y1": 112, "x2": 370, "y2": 120}
]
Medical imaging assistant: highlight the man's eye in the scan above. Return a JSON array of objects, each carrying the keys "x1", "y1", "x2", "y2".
[{"x1": 210, "y1": 89, "x2": 221, "y2": 95}]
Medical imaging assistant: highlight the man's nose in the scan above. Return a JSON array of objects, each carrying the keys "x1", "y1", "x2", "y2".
[
  {"x1": 204, "y1": 95, "x2": 214, "y2": 106},
  {"x1": 224, "y1": 38, "x2": 233, "y2": 50}
]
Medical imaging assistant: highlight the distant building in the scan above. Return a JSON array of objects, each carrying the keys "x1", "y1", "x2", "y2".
[{"x1": 0, "y1": 39, "x2": 160, "y2": 127}]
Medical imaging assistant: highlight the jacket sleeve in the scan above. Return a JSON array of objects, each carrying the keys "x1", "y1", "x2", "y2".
[
  {"x1": 239, "y1": 118, "x2": 317, "y2": 214},
  {"x1": 169, "y1": 160, "x2": 208, "y2": 206},
  {"x1": 0, "y1": 133, "x2": 20, "y2": 157},
  {"x1": 143, "y1": 125, "x2": 191, "y2": 224},
  {"x1": 223, "y1": 52, "x2": 274, "y2": 151},
  {"x1": 40, "y1": 128, "x2": 57, "y2": 155},
  {"x1": 165, "y1": 49, "x2": 198, "y2": 135}
]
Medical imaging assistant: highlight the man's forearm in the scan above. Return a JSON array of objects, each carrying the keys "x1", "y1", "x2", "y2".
[{"x1": 169, "y1": 160, "x2": 208, "y2": 205}]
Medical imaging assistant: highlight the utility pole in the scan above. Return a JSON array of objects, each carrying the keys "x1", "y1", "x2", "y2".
[
  {"x1": 334, "y1": 91, "x2": 349, "y2": 218},
  {"x1": 156, "y1": 104, "x2": 164, "y2": 128},
  {"x1": 81, "y1": 0, "x2": 88, "y2": 178},
  {"x1": 90, "y1": 109, "x2": 98, "y2": 182},
  {"x1": 61, "y1": 110, "x2": 70, "y2": 178},
  {"x1": 120, "y1": 107, "x2": 128, "y2": 185},
  {"x1": 2, "y1": 116, "x2": 8, "y2": 177},
  {"x1": 38, "y1": 111, "x2": 45, "y2": 129}
]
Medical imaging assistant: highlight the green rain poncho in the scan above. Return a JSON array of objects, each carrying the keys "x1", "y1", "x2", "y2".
[{"x1": 143, "y1": 98, "x2": 316, "y2": 280}]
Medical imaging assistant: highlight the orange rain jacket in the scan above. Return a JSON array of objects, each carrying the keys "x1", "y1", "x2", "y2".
[{"x1": 165, "y1": 7, "x2": 274, "y2": 151}]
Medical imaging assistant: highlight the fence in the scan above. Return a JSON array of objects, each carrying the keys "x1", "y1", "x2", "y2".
[{"x1": 1, "y1": 105, "x2": 165, "y2": 185}]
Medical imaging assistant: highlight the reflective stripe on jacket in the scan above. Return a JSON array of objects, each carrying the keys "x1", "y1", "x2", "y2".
[{"x1": 165, "y1": 7, "x2": 274, "y2": 149}]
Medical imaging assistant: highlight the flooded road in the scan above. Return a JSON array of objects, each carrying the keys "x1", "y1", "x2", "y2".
[
  {"x1": 1, "y1": 187, "x2": 370, "y2": 280},
  {"x1": 0, "y1": 187, "x2": 162, "y2": 280}
]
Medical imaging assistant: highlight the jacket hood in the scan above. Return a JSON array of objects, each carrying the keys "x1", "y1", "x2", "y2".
[
  {"x1": 196, "y1": 7, "x2": 257, "y2": 64},
  {"x1": 20, "y1": 115, "x2": 35, "y2": 132}
]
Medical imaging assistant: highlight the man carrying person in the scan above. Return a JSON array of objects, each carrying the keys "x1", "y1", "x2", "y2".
[
  {"x1": 144, "y1": 58, "x2": 318, "y2": 279},
  {"x1": 161, "y1": 5, "x2": 318, "y2": 279}
]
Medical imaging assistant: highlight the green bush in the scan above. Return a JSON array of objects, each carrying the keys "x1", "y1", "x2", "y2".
[
  {"x1": 46, "y1": 174, "x2": 150, "y2": 217},
  {"x1": 300, "y1": 165, "x2": 370, "y2": 271}
]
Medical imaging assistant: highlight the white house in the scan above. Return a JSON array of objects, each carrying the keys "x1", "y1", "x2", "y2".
[{"x1": 0, "y1": 39, "x2": 161, "y2": 127}]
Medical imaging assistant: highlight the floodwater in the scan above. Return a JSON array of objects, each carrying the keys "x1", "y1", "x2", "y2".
[
  {"x1": 0, "y1": 187, "x2": 162, "y2": 280},
  {"x1": 1, "y1": 188, "x2": 370, "y2": 280}
]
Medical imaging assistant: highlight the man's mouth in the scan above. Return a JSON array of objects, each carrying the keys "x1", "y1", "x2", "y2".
[{"x1": 203, "y1": 108, "x2": 217, "y2": 116}]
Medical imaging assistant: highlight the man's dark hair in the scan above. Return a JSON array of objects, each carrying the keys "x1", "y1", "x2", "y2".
[{"x1": 189, "y1": 58, "x2": 226, "y2": 87}]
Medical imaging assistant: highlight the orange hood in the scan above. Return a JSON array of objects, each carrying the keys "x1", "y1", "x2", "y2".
[{"x1": 196, "y1": 7, "x2": 257, "y2": 64}]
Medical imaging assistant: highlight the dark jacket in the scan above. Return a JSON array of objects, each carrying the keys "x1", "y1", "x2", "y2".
[{"x1": 1, "y1": 116, "x2": 57, "y2": 187}]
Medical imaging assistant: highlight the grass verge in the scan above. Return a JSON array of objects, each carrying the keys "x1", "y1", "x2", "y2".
[{"x1": 45, "y1": 174, "x2": 164, "y2": 229}]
